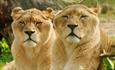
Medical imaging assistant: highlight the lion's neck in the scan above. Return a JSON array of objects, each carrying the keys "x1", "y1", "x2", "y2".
[
  {"x1": 62, "y1": 42, "x2": 76, "y2": 59},
  {"x1": 24, "y1": 47, "x2": 38, "y2": 59}
]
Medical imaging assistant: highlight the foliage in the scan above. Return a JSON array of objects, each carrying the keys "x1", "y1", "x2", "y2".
[
  {"x1": 0, "y1": 38, "x2": 13, "y2": 69},
  {"x1": 0, "y1": 38, "x2": 10, "y2": 54},
  {"x1": 102, "y1": 57, "x2": 114, "y2": 70}
]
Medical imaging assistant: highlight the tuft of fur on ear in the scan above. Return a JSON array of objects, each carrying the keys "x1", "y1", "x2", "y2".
[
  {"x1": 11, "y1": 7, "x2": 24, "y2": 20},
  {"x1": 42, "y1": 7, "x2": 55, "y2": 20},
  {"x1": 89, "y1": 5, "x2": 101, "y2": 15},
  {"x1": 46, "y1": 7, "x2": 54, "y2": 13}
]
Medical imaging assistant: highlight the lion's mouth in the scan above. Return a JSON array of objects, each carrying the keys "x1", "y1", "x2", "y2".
[
  {"x1": 24, "y1": 38, "x2": 37, "y2": 43},
  {"x1": 66, "y1": 32, "x2": 81, "y2": 39}
]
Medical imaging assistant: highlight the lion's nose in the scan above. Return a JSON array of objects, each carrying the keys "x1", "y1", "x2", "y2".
[
  {"x1": 24, "y1": 31, "x2": 35, "y2": 36},
  {"x1": 67, "y1": 24, "x2": 78, "y2": 29}
]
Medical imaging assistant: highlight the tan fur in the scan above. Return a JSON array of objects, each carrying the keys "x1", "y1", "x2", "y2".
[
  {"x1": 51, "y1": 4, "x2": 115, "y2": 70},
  {"x1": 42, "y1": 7, "x2": 55, "y2": 20},
  {"x1": 2, "y1": 61, "x2": 16, "y2": 70},
  {"x1": 2, "y1": 7, "x2": 56, "y2": 70}
]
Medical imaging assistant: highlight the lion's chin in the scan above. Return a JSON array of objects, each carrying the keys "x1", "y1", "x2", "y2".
[
  {"x1": 65, "y1": 36, "x2": 80, "y2": 44},
  {"x1": 23, "y1": 41, "x2": 37, "y2": 47}
]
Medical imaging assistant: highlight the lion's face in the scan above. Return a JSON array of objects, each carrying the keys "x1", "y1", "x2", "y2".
[
  {"x1": 54, "y1": 5, "x2": 100, "y2": 44},
  {"x1": 11, "y1": 7, "x2": 53, "y2": 47}
]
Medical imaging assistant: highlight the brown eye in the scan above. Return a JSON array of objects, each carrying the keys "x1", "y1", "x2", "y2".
[
  {"x1": 35, "y1": 21, "x2": 42, "y2": 26},
  {"x1": 62, "y1": 15, "x2": 68, "y2": 19}
]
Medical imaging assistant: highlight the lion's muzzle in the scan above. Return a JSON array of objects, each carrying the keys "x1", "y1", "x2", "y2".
[
  {"x1": 24, "y1": 30, "x2": 38, "y2": 43},
  {"x1": 66, "y1": 24, "x2": 81, "y2": 39}
]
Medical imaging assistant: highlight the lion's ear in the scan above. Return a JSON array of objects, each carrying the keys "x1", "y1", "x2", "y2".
[
  {"x1": 46, "y1": 7, "x2": 54, "y2": 13},
  {"x1": 42, "y1": 7, "x2": 55, "y2": 20},
  {"x1": 89, "y1": 5, "x2": 101, "y2": 15},
  {"x1": 11, "y1": 7, "x2": 24, "y2": 20}
]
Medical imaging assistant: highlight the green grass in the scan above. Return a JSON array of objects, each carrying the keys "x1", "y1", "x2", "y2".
[{"x1": 102, "y1": 57, "x2": 114, "y2": 70}]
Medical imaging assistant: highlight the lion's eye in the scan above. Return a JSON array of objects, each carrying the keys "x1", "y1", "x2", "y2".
[
  {"x1": 35, "y1": 22, "x2": 42, "y2": 26},
  {"x1": 62, "y1": 15, "x2": 68, "y2": 19},
  {"x1": 19, "y1": 21, "x2": 25, "y2": 26},
  {"x1": 80, "y1": 15, "x2": 88, "y2": 20}
]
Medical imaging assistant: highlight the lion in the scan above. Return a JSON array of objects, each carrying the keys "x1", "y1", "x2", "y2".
[
  {"x1": 2, "y1": 7, "x2": 56, "y2": 70},
  {"x1": 51, "y1": 4, "x2": 115, "y2": 70}
]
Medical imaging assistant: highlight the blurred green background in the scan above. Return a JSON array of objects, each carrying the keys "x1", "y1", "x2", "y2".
[{"x1": 0, "y1": 38, "x2": 13, "y2": 70}]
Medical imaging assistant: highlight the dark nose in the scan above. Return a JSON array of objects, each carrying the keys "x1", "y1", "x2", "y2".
[
  {"x1": 67, "y1": 24, "x2": 78, "y2": 29},
  {"x1": 24, "y1": 31, "x2": 35, "y2": 36}
]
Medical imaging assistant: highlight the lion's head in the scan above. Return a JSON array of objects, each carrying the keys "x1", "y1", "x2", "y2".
[
  {"x1": 53, "y1": 4, "x2": 100, "y2": 45},
  {"x1": 11, "y1": 7, "x2": 54, "y2": 47}
]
